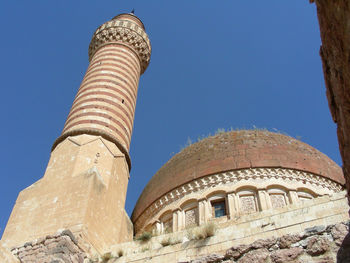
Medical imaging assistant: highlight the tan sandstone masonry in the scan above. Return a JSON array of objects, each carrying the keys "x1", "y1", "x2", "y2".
[
  {"x1": 106, "y1": 192, "x2": 349, "y2": 263},
  {"x1": 1, "y1": 13, "x2": 151, "y2": 255},
  {"x1": 312, "y1": 0, "x2": 350, "y2": 204}
]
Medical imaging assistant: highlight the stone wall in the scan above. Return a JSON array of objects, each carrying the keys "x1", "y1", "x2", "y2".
[
  {"x1": 11, "y1": 230, "x2": 86, "y2": 263},
  {"x1": 2, "y1": 135, "x2": 133, "y2": 253},
  {"x1": 313, "y1": 0, "x2": 350, "y2": 201},
  {"x1": 135, "y1": 167, "x2": 343, "y2": 235},
  {"x1": 0, "y1": 241, "x2": 19, "y2": 263},
  {"x1": 101, "y1": 192, "x2": 348, "y2": 263},
  {"x1": 187, "y1": 222, "x2": 350, "y2": 263}
]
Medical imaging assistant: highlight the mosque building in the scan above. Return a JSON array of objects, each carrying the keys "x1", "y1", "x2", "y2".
[{"x1": 0, "y1": 12, "x2": 348, "y2": 263}]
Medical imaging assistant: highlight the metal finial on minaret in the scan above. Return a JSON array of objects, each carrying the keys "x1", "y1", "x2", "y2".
[{"x1": 131, "y1": 8, "x2": 135, "y2": 14}]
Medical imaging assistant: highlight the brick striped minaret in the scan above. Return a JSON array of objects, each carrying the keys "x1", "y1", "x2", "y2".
[
  {"x1": 2, "y1": 13, "x2": 151, "y2": 254},
  {"x1": 53, "y1": 13, "x2": 151, "y2": 168}
]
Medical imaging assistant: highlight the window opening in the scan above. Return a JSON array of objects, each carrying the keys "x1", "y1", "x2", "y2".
[{"x1": 211, "y1": 200, "x2": 226, "y2": 218}]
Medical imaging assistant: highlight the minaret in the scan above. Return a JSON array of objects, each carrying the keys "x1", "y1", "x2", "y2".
[{"x1": 1, "y1": 13, "x2": 151, "y2": 253}]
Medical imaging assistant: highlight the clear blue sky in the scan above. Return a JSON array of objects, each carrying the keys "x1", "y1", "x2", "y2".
[{"x1": 0, "y1": 1, "x2": 341, "y2": 236}]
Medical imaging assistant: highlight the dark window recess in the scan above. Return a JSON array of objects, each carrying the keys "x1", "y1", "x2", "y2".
[
  {"x1": 121, "y1": 99, "x2": 124, "y2": 104},
  {"x1": 212, "y1": 200, "x2": 226, "y2": 218}
]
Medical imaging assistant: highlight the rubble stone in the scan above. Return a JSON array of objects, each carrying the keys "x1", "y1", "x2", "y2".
[
  {"x1": 270, "y1": 247, "x2": 304, "y2": 263},
  {"x1": 306, "y1": 236, "x2": 329, "y2": 256},
  {"x1": 278, "y1": 234, "x2": 301, "y2": 248},
  {"x1": 12, "y1": 230, "x2": 86, "y2": 263},
  {"x1": 237, "y1": 248, "x2": 269, "y2": 263}
]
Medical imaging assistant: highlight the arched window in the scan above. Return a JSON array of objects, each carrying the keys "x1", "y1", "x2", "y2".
[{"x1": 208, "y1": 193, "x2": 227, "y2": 218}]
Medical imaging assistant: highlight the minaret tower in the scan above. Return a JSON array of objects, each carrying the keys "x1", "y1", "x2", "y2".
[{"x1": 1, "y1": 13, "x2": 151, "y2": 253}]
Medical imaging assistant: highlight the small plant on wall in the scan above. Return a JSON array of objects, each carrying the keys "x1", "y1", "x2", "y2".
[
  {"x1": 135, "y1": 231, "x2": 152, "y2": 243},
  {"x1": 160, "y1": 235, "x2": 182, "y2": 247},
  {"x1": 187, "y1": 223, "x2": 216, "y2": 240},
  {"x1": 160, "y1": 237, "x2": 172, "y2": 247},
  {"x1": 101, "y1": 252, "x2": 114, "y2": 262}
]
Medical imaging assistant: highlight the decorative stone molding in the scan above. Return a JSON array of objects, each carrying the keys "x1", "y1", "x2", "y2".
[
  {"x1": 134, "y1": 167, "x2": 343, "y2": 233},
  {"x1": 52, "y1": 128, "x2": 131, "y2": 170},
  {"x1": 89, "y1": 18, "x2": 151, "y2": 74}
]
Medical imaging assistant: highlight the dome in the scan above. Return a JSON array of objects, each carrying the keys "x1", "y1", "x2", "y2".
[{"x1": 131, "y1": 130, "x2": 344, "y2": 233}]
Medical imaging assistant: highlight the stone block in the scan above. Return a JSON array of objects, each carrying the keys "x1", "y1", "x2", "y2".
[
  {"x1": 270, "y1": 247, "x2": 303, "y2": 263},
  {"x1": 306, "y1": 236, "x2": 329, "y2": 256}
]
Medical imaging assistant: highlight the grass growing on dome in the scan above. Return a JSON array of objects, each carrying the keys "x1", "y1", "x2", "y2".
[{"x1": 178, "y1": 126, "x2": 300, "y2": 153}]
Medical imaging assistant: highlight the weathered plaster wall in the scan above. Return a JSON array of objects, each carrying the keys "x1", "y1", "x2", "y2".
[{"x1": 314, "y1": 0, "x2": 350, "y2": 201}]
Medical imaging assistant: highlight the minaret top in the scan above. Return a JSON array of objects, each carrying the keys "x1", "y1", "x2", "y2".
[
  {"x1": 88, "y1": 13, "x2": 151, "y2": 74},
  {"x1": 112, "y1": 13, "x2": 145, "y2": 30}
]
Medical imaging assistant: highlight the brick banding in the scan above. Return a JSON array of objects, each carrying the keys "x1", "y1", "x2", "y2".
[
  {"x1": 89, "y1": 56, "x2": 139, "y2": 77},
  {"x1": 71, "y1": 91, "x2": 134, "y2": 118},
  {"x1": 80, "y1": 74, "x2": 137, "y2": 100},
  {"x1": 93, "y1": 45, "x2": 141, "y2": 69},
  {"x1": 64, "y1": 111, "x2": 132, "y2": 141},
  {"x1": 86, "y1": 63, "x2": 139, "y2": 85},
  {"x1": 78, "y1": 78, "x2": 137, "y2": 104},
  {"x1": 54, "y1": 14, "x2": 151, "y2": 161},
  {"x1": 82, "y1": 71, "x2": 138, "y2": 96},
  {"x1": 92, "y1": 50, "x2": 140, "y2": 73},
  {"x1": 66, "y1": 104, "x2": 133, "y2": 132},
  {"x1": 74, "y1": 84, "x2": 136, "y2": 111}
]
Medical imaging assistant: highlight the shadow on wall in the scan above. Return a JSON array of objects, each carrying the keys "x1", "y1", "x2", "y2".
[{"x1": 337, "y1": 230, "x2": 350, "y2": 262}]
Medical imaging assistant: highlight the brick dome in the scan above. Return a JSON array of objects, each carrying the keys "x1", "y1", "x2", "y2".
[{"x1": 131, "y1": 130, "x2": 344, "y2": 223}]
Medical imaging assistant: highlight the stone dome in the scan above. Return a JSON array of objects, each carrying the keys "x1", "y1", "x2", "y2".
[{"x1": 132, "y1": 130, "x2": 344, "y2": 233}]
